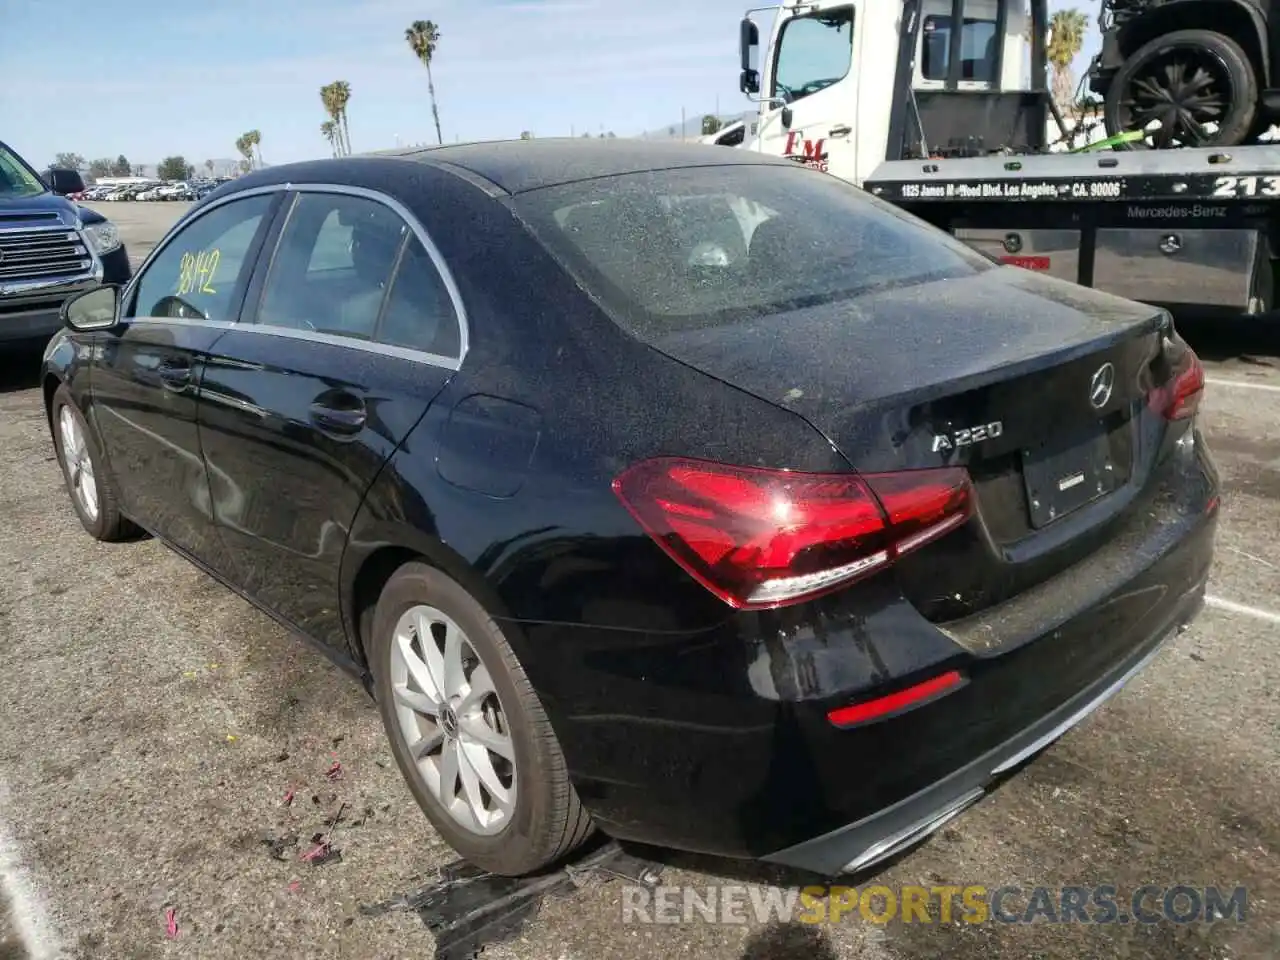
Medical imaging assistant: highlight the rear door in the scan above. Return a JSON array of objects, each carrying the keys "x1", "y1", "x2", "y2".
[{"x1": 196, "y1": 186, "x2": 466, "y2": 650}]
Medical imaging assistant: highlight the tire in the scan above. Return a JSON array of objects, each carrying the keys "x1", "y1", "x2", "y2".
[
  {"x1": 1104, "y1": 29, "x2": 1258, "y2": 149},
  {"x1": 369, "y1": 562, "x2": 594, "y2": 876},
  {"x1": 50, "y1": 385, "x2": 138, "y2": 542}
]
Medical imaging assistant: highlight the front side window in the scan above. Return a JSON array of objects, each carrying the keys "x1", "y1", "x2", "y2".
[
  {"x1": 0, "y1": 143, "x2": 45, "y2": 200},
  {"x1": 921, "y1": 15, "x2": 999, "y2": 82},
  {"x1": 772, "y1": 7, "x2": 855, "y2": 104},
  {"x1": 127, "y1": 194, "x2": 275, "y2": 322},
  {"x1": 513, "y1": 164, "x2": 992, "y2": 341},
  {"x1": 256, "y1": 193, "x2": 408, "y2": 340}
]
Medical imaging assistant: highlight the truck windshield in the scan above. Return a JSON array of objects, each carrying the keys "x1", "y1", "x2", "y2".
[
  {"x1": 0, "y1": 144, "x2": 47, "y2": 200},
  {"x1": 512, "y1": 162, "x2": 993, "y2": 340}
]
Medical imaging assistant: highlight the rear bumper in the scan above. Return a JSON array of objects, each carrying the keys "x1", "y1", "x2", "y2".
[
  {"x1": 763, "y1": 571, "x2": 1206, "y2": 875},
  {"x1": 514, "y1": 427, "x2": 1218, "y2": 870}
]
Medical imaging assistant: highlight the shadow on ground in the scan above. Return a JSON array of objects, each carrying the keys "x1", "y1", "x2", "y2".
[
  {"x1": 1176, "y1": 311, "x2": 1280, "y2": 365},
  {"x1": 740, "y1": 920, "x2": 838, "y2": 959},
  {"x1": 0, "y1": 343, "x2": 45, "y2": 395}
]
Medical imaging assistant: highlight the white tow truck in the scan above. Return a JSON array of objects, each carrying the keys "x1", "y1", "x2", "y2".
[{"x1": 711, "y1": 0, "x2": 1280, "y2": 316}]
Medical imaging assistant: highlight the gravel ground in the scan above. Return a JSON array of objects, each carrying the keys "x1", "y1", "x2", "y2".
[{"x1": 0, "y1": 201, "x2": 1276, "y2": 960}]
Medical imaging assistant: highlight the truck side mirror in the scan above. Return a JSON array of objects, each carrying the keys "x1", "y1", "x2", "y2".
[
  {"x1": 739, "y1": 17, "x2": 759, "y2": 82},
  {"x1": 46, "y1": 167, "x2": 86, "y2": 196}
]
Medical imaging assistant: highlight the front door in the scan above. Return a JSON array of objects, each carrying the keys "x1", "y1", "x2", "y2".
[
  {"x1": 757, "y1": 3, "x2": 860, "y2": 182},
  {"x1": 196, "y1": 187, "x2": 464, "y2": 652},
  {"x1": 90, "y1": 191, "x2": 280, "y2": 563}
]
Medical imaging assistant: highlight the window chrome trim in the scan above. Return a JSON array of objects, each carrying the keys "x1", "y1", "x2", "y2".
[
  {"x1": 128, "y1": 315, "x2": 462, "y2": 370},
  {"x1": 121, "y1": 181, "x2": 471, "y2": 372},
  {"x1": 129, "y1": 317, "x2": 238, "y2": 332}
]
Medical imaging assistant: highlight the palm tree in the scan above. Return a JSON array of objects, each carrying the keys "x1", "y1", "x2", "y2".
[
  {"x1": 405, "y1": 19, "x2": 444, "y2": 145},
  {"x1": 246, "y1": 129, "x2": 263, "y2": 168},
  {"x1": 320, "y1": 84, "x2": 344, "y2": 156},
  {"x1": 321, "y1": 120, "x2": 339, "y2": 157},
  {"x1": 1047, "y1": 9, "x2": 1089, "y2": 113},
  {"x1": 234, "y1": 134, "x2": 252, "y2": 172},
  {"x1": 332, "y1": 81, "x2": 353, "y2": 156}
]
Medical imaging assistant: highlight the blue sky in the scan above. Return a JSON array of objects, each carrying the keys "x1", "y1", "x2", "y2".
[{"x1": 0, "y1": 0, "x2": 1100, "y2": 170}]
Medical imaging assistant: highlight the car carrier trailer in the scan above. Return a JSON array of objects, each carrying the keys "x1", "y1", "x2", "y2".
[
  {"x1": 863, "y1": 147, "x2": 1280, "y2": 316},
  {"x1": 718, "y1": 0, "x2": 1280, "y2": 314}
]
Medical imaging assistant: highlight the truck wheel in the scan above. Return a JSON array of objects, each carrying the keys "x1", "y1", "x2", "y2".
[
  {"x1": 369, "y1": 562, "x2": 594, "y2": 876},
  {"x1": 1104, "y1": 29, "x2": 1258, "y2": 149}
]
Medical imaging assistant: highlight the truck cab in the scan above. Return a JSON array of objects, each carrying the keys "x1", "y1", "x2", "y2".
[
  {"x1": 0, "y1": 139, "x2": 130, "y2": 349},
  {"x1": 723, "y1": 0, "x2": 1055, "y2": 184}
]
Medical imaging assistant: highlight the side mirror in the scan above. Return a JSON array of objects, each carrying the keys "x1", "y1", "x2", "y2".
[
  {"x1": 46, "y1": 167, "x2": 86, "y2": 197},
  {"x1": 739, "y1": 18, "x2": 759, "y2": 69},
  {"x1": 61, "y1": 285, "x2": 120, "y2": 332},
  {"x1": 739, "y1": 17, "x2": 760, "y2": 95}
]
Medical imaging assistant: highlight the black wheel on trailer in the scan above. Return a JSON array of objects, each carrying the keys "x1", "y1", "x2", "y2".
[{"x1": 1104, "y1": 29, "x2": 1258, "y2": 149}]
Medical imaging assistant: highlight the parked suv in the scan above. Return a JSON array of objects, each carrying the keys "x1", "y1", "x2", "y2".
[{"x1": 0, "y1": 139, "x2": 130, "y2": 348}]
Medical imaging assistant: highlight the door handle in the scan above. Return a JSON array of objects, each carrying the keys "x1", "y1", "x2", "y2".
[
  {"x1": 829, "y1": 124, "x2": 852, "y2": 137},
  {"x1": 158, "y1": 359, "x2": 191, "y2": 392},
  {"x1": 310, "y1": 393, "x2": 367, "y2": 437}
]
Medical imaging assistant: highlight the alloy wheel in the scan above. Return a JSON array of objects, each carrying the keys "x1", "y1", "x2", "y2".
[
  {"x1": 59, "y1": 407, "x2": 99, "y2": 522},
  {"x1": 1117, "y1": 48, "x2": 1231, "y2": 149},
  {"x1": 388, "y1": 604, "x2": 517, "y2": 836}
]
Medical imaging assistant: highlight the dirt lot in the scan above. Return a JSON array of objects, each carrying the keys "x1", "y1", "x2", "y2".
[{"x1": 0, "y1": 201, "x2": 1276, "y2": 959}]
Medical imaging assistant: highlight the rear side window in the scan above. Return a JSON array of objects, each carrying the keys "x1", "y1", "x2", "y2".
[
  {"x1": 512, "y1": 164, "x2": 991, "y2": 340},
  {"x1": 252, "y1": 190, "x2": 463, "y2": 357},
  {"x1": 257, "y1": 193, "x2": 407, "y2": 340},
  {"x1": 921, "y1": 15, "x2": 999, "y2": 82},
  {"x1": 378, "y1": 237, "x2": 461, "y2": 357}
]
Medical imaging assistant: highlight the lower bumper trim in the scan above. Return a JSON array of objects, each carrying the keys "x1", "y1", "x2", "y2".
[
  {"x1": 764, "y1": 582, "x2": 1205, "y2": 877},
  {"x1": 842, "y1": 787, "x2": 984, "y2": 875},
  {"x1": 0, "y1": 305, "x2": 63, "y2": 344}
]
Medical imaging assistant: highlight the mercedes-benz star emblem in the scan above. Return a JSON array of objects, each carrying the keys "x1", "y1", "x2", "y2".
[{"x1": 1089, "y1": 362, "x2": 1115, "y2": 409}]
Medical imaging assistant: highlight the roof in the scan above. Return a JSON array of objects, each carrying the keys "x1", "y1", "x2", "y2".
[{"x1": 386, "y1": 137, "x2": 793, "y2": 195}]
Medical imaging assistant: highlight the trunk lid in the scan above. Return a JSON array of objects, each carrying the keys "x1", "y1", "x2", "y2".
[{"x1": 650, "y1": 266, "x2": 1172, "y2": 619}]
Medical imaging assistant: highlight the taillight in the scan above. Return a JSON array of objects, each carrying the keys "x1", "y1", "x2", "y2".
[
  {"x1": 611, "y1": 458, "x2": 973, "y2": 610},
  {"x1": 1150, "y1": 335, "x2": 1204, "y2": 421}
]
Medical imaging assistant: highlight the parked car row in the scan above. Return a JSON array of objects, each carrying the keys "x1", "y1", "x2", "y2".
[{"x1": 80, "y1": 178, "x2": 225, "y2": 203}]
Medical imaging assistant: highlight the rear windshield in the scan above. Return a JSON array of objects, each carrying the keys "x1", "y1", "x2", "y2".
[{"x1": 511, "y1": 163, "x2": 993, "y2": 339}]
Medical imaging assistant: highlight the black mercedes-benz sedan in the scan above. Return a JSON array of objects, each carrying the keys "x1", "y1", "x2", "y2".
[{"x1": 41, "y1": 139, "x2": 1218, "y2": 878}]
